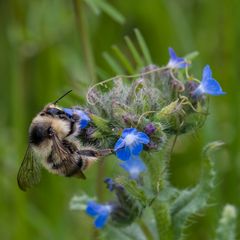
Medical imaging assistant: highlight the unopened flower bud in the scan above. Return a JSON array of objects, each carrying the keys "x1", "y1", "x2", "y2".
[{"x1": 144, "y1": 123, "x2": 156, "y2": 135}]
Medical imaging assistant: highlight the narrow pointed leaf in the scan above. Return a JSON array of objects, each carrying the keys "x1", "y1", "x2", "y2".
[
  {"x1": 97, "y1": 0, "x2": 125, "y2": 24},
  {"x1": 134, "y1": 29, "x2": 152, "y2": 65},
  {"x1": 112, "y1": 45, "x2": 135, "y2": 74},
  {"x1": 124, "y1": 36, "x2": 144, "y2": 68},
  {"x1": 103, "y1": 52, "x2": 125, "y2": 74}
]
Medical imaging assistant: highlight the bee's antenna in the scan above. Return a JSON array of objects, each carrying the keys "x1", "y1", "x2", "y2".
[{"x1": 53, "y1": 90, "x2": 72, "y2": 105}]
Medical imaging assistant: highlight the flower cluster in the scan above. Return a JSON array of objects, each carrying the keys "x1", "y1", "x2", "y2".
[
  {"x1": 86, "y1": 178, "x2": 140, "y2": 228},
  {"x1": 82, "y1": 47, "x2": 227, "y2": 231}
]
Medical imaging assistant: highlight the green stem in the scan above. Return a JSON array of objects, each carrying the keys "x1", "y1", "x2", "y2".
[
  {"x1": 152, "y1": 201, "x2": 172, "y2": 240},
  {"x1": 72, "y1": 0, "x2": 96, "y2": 83},
  {"x1": 143, "y1": 147, "x2": 173, "y2": 240},
  {"x1": 138, "y1": 219, "x2": 155, "y2": 240}
]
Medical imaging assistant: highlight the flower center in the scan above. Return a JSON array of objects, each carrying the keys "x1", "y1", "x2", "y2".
[
  {"x1": 130, "y1": 167, "x2": 139, "y2": 176},
  {"x1": 102, "y1": 205, "x2": 112, "y2": 214},
  {"x1": 124, "y1": 134, "x2": 137, "y2": 145}
]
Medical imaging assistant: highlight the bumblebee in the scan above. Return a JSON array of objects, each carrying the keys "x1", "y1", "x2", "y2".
[{"x1": 17, "y1": 91, "x2": 111, "y2": 191}]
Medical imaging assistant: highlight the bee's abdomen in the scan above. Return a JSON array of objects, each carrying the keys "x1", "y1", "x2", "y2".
[{"x1": 46, "y1": 152, "x2": 83, "y2": 177}]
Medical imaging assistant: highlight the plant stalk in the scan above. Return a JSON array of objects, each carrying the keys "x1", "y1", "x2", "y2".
[{"x1": 72, "y1": 0, "x2": 96, "y2": 83}]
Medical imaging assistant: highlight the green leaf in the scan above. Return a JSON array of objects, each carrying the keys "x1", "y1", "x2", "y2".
[
  {"x1": 103, "y1": 52, "x2": 125, "y2": 74},
  {"x1": 69, "y1": 194, "x2": 95, "y2": 211},
  {"x1": 124, "y1": 36, "x2": 144, "y2": 68},
  {"x1": 96, "y1": 66, "x2": 110, "y2": 80},
  {"x1": 84, "y1": 0, "x2": 125, "y2": 24},
  {"x1": 115, "y1": 176, "x2": 149, "y2": 207},
  {"x1": 89, "y1": 113, "x2": 110, "y2": 132},
  {"x1": 112, "y1": 45, "x2": 135, "y2": 74},
  {"x1": 134, "y1": 28, "x2": 152, "y2": 65},
  {"x1": 171, "y1": 141, "x2": 224, "y2": 240},
  {"x1": 97, "y1": 0, "x2": 125, "y2": 24},
  {"x1": 184, "y1": 51, "x2": 199, "y2": 61},
  {"x1": 84, "y1": 0, "x2": 101, "y2": 15},
  {"x1": 101, "y1": 224, "x2": 147, "y2": 240}
]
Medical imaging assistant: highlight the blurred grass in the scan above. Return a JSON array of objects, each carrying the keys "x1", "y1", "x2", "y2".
[{"x1": 0, "y1": 0, "x2": 239, "y2": 239}]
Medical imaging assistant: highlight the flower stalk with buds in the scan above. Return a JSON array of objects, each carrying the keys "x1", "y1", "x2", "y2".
[{"x1": 70, "y1": 46, "x2": 236, "y2": 240}]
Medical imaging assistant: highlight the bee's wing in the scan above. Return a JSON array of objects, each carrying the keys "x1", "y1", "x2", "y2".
[
  {"x1": 51, "y1": 135, "x2": 86, "y2": 180},
  {"x1": 17, "y1": 145, "x2": 41, "y2": 191}
]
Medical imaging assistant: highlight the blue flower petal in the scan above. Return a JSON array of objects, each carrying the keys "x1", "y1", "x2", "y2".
[
  {"x1": 114, "y1": 138, "x2": 125, "y2": 151},
  {"x1": 167, "y1": 48, "x2": 188, "y2": 69},
  {"x1": 63, "y1": 108, "x2": 73, "y2": 117},
  {"x1": 76, "y1": 110, "x2": 90, "y2": 120},
  {"x1": 202, "y1": 65, "x2": 212, "y2": 81},
  {"x1": 122, "y1": 128, "x2": 137, "y2": 138},
  {"x1": 131, "y1": 142, "x2": 143, "y2": 155},
  {"x1": 169, "y1": 47, "x2": 177, "y2": 60},
  {"x1": 136, "y1": 132, "x2": 150, "y2": 144},
  {"x1": 86, "y1": 201, "x2": 102, "y2": 217},
  {"x1": 193, "y1": 65, "x2": 225, "y2": 96},
  {"x1": 116, "y1": 147, "x2": 131, "y2": 161},
  {"x1": 74, "y1": 110, "x2": 90, "y2": 128},
  {"x1": 120, "y1": 157, "x2": 146, "y2": 179},
  {"x1": 201, "y1": 78, "x2": 226, "y2": 96},
  {"x1": 63, "y1": 108, "x2": 90, "y2": 128},
  {"x1": 80, "y1": 119, "x2": 89, "y2": 128},
  {"x1": 94, "y1": 212, "x2": 109, "y2": 229}
]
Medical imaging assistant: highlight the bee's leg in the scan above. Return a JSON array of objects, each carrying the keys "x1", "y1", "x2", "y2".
[{"x1": 78, "y1": 149, "x2": 112, "y2": 158}]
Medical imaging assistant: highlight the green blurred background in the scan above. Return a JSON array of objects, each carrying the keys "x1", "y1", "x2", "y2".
[{"x1": 1, "y1": 0, "x2": 239, "y2": 239}]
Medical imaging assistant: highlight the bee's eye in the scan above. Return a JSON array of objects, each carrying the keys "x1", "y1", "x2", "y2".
[
  {"x1": 40, "y1": 112, "x2": 46, "y2": 116},
  {"x1": 30, "y1": 125, "x2": 48, "y2": 145},
  {"x1": 59, "y1": 114, "x2": 68, "y2": 120},
  {"x1": 47, "y1": 108, "x2": 64, "y2": 116}
]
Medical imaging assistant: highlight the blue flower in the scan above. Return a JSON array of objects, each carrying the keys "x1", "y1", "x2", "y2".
[
  {"x1": 114, "y1": 128, "x2": 150, "y2": 161},
  {"x1": 119, "y1": 156, "x2": 146, "y2": 179},
  {"x1": 63, "y1": 108, "x2": 90, "y2": 128},
  {"x1": 86, "y1": 201, "x2": 112, "y2": 229},
  {"x1": 192, "y1": 65, "x2": 225, "y2": 96},
  {"x1": 167, "y1": 47, "x2": 188, "y2": 69}
]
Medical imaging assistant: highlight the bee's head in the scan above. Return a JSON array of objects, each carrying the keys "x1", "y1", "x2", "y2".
[{"x1": 29, "y1": 106, "x2": 72, "y2": 146}]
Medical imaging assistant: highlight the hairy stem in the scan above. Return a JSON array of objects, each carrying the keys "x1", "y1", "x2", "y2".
[
  {"x1": 153, "y1": 201, "x2": 172, "y2": 240},
  {"x1": 138, "y1": 219, "x2": 155, "y2": 240},
  {"x1": 143, "y1": 149, "x2": 173, "y2": 239}
]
